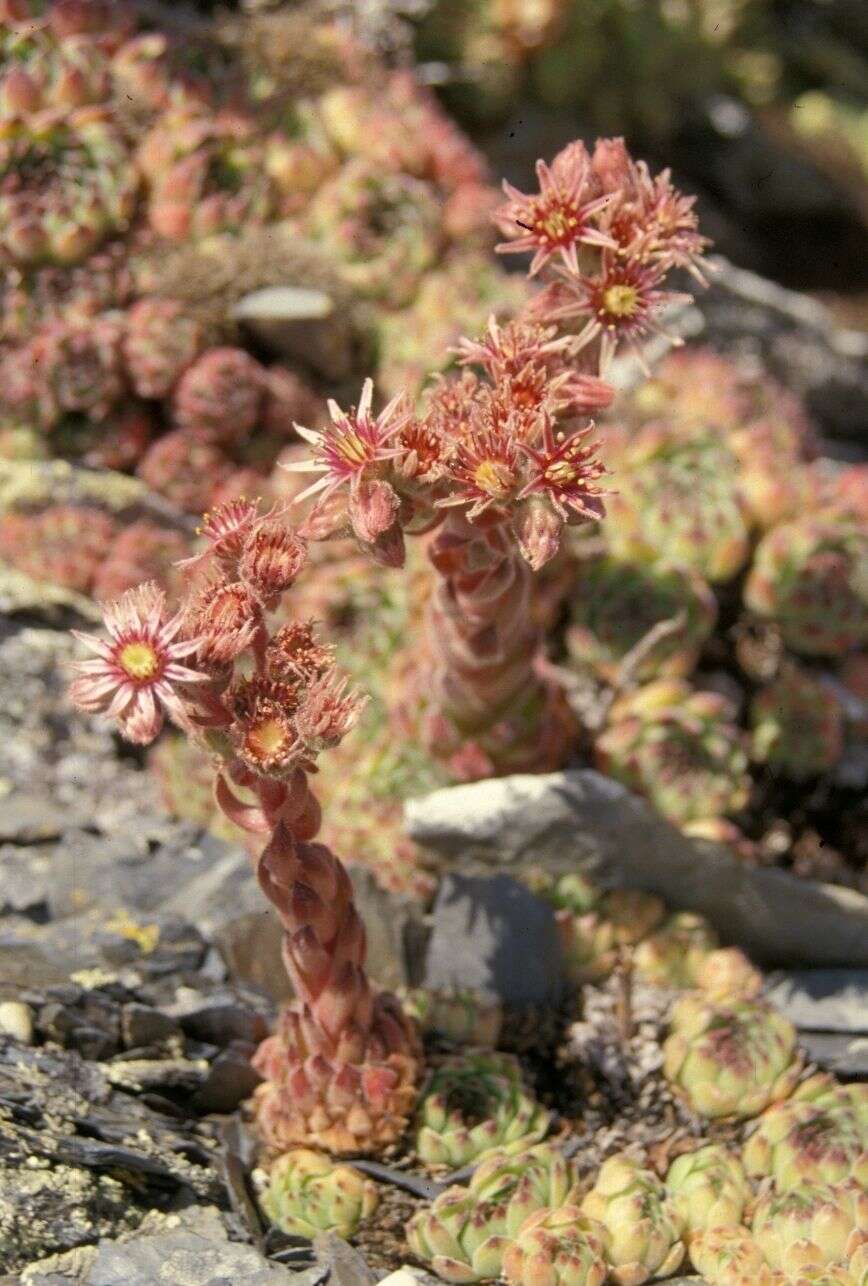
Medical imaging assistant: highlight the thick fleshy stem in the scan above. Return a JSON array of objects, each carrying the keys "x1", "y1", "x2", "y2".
[
  {"x1": 415, "y1": 508, "x2": 572, "y2": 779},
  {"x1": 215, "y1": 753, "x2": 419, "y2": 1156}
]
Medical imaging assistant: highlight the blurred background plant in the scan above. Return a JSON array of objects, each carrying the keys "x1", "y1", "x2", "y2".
[
  {"x1": 1, "y1": 0, "x2": 865, "y2": 903},
  {"x1": 410, "y1": 0, "x2": 868, "y2": 295}
]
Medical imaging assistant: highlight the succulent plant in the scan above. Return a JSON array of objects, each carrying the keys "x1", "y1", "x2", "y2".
[
  {"x1": 14, "y1": 314, "x2": 126, "y2": 431},
  {"x1": 665, "y1": 1143, "x2": 751, "y2": 1236},
  {"x1": 0, "y1": 18, "x2": 118, "y2": 120},
  {"x1": 744, "y1": 1089, "x2": 868, "y2": 1192},
  {"x1": 627, "y1": 347, "x2": 809, "y2": 441},
  {"x1": 407, "y1": 1142, "x2": 576, "y2": 1282},
  {"x1": 688, "y1": 1225, "x2": 784, "y2": 1285},
  {"x1": 415, "y1": 1052, "x2": 551, "y2": 1168},
  {"x1": 0, "y1": 238, "x2": 131, "y2": 349},
  {"x1": 0, "y1": 503, "x2": 117, "y2": 593},
  {"x1": 136, "y1": 429, "x2": 231, "y2": 514},
  {"x1": 92, "y1": 520, "x2": 188, "y2": 604},
  {"x1": 751, "y1": 1180, "x2": 868, "y2": 1277},
  {"x1": 580, "y1": 1152, "x2": 684, "y2": 1284},
  {"x1": 627, "y1": 349, "x2": 818, "y2": 533},
  {"x1": 304, "y1": 159, "x2": 442, "y2": 307},
  {"x1": 0, "y1": 105, "x2": 138, "y2": 265},
  {"x1": 290, "y1": 133, "x2": 705, "y2": 783},
  {"x1": 55, "y1": 402, "x2": 155, "y2": 472},
  {"x1": 745, "y1": 511, "x2": 868, "y2": 657},
  {"x1": 551, "y1": 884, "x2": 666, "y2": 986},
  {"x1": 137, "y1": 108, "x2": 276, "y2": 241},
  {"x1": 553, "y1": 906, "x2": 621, "y2": 986},
  {"x1": 0, "y1": 0, "x2": 510, "y2": 545},
  {"x1": 596, "y1": 680, "x2": 751, "y2": 828},
  {"x1": 633, "y1": 910, "x2": 720, "y2": 989},
  {"x1": 259, "y1": 1148, "x2": 379, "y2": 1239},
  {"x1": 730, "y1": 419, "x2": 821, "y2": 532},
  {"x1": 790, "y1": 1073, "x2": 868, "y2": 1123},
  {"x1": 694, "y1": 948, "x2": 764, "y2": 1002},
  {"x1": 401, "y1": 987, "x2": 503, "y2": 1049},
  {"x1": 171, "y1": 346, "x2": 265, "y2": 446},
  {"x1": 751, "y1": 663, "x2": 845, "y2": 780},
  {"x1": 501, "y1": 1204, "x2": 608, "y2": 1286},
  {"x1": 603, "y1": 423, "x2": 751, "y2": 583},
  {"x1": 663, "y1": 996, "x2": 803, "y2": 1119},
  {"x1": 123, "y1": 297, "x2": 206, "y2": 399},
  {"x1": 565, "y1": 554, "x2": 717, "y2": 683}
]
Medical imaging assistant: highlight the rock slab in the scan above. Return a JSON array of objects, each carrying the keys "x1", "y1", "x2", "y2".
[
  {"x1": 86, "y1": 1207, "x2": 294, "y2": 1285},
  {"x1": 406, "y1": 771, "x2": 868, "y2": 969},
  {"x1": 423, "y1": 872, "x2": 564, "y2": 1007}
]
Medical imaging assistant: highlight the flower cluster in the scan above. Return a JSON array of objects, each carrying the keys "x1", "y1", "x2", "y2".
[
  {"x1": 292, "y1": 135, "x2": 707, "y2": 572},
  {"x1": 69, "y1": 496, "x2": 420, "y2": 1155},
  {"x1": 288, "y1": 137, "x2": 706, "y2": 778}
]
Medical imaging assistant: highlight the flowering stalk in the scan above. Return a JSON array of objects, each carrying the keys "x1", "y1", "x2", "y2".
[
  {"x1": 69, "y1": 497, "x2": 420, "y2": 1156},
  {"x1": 290, "y1": 137, "x2": 708, "y2": 779}
]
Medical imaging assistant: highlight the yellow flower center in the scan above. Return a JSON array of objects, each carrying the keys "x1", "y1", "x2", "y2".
[
  {"x1": 537, "y1": 206, "x2": 577, "y2": 242},
  {"x1": 545, "y1": 460, "x2": 579, "y2": 486},
  {"x1": 118, "y1": 641, "x2": 160, "y2": 681},
  {"x1": 473, "y1": 459, "x2": 514, "y2": 496},
  {"x1": 602, "y1": 284, "x2": 639, "y2": 317},
  {"x1": 247, "y1": 717, "x2": 291, "y2": 760},
  {"x1": 337, "y1": 428, "x2": 371, "y2": 466}
]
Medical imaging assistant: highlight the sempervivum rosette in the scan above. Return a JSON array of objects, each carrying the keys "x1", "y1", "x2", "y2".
[
  {"x1": 751, "y1": 1180, "x2": 868, "y2": 1279},
  {"x1": 596, "y1": 680, "x2": 751, "y2": 828},
  {"x1": 663, "y1": 995, "x2": 803, "y2": 1120},
  {"x1": 258, "y1": 1148, "x2": 378, "y2": 1239},
  {"x1": 665, "y1": 1143, "x2": 751, "y2": 1237},
  {"x1": 0, "y1": 104, "x2": 138, "y2": 264},
  {"x1": 502, "y1": 1205, "x2": 608, "y2": 1286},
  {"x1": 603, "y1": 422, "x2": 751, "y2": 583},
  {"x1": 565, "y1": 553, "x2": 717, "y2": 683},
  {"x1": 689, "y1": 1225, "x2": 785, "y2": 1285},
  {"x1": 745, "y1": 510, "x2": 868, "y2": 657},
  {"x1": 137, "y1": 107, "x2": 276, "y2": 241},
  {"x1": 407, "y1": 1142, "x2": 576, "y2": 1282},
  {"x1": 415, "y1": 1052, "x2": 550, "y2": 1168},
  {"x1": 751, "y1": 663, "x2": 845, "y2": 780},
  {"x1": 744, "y1": 1075, "x2": 868, "y2": 1192},
  {"x1": 304, "y1": 159, "x2": 443, "y2": 307},
  {"x1": 580, "y1": 1152, "x2": 685, "y2": 1284}
]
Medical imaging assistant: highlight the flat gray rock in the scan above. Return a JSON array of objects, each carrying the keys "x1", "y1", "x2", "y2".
[
  {"x1": 424, "y1": 872, "x2": 563, "y2": 1007},
  {"x1": 19, "y1": 1244, "x2": 98, "y2": 1283},
  {"x1": 0, "y1": 794, "x2": 86, "y2": 845},
  {"x1": 798, "y1": 1032, "x2": 868, "y2": 1078},
  {"x1": 87, "y1": 1207, "x2": 293, "y2": 1285},
  {"x1": 406, "y1": 771, "x2": 868, "y2": 969},
  {"x1": 696, "y1": 258, "x2": 868, "y2": 447},
  {"x1": 764, "y1": 970, "x2": 868, "y2": 1033},
  {"x1": 311, "y1": 1235, "x2": 376, "y2": 1286}
]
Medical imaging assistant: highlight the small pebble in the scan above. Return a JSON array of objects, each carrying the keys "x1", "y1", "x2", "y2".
[{"x1": 0, "y1": 999, "x2": 34, "y2": 1043}]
